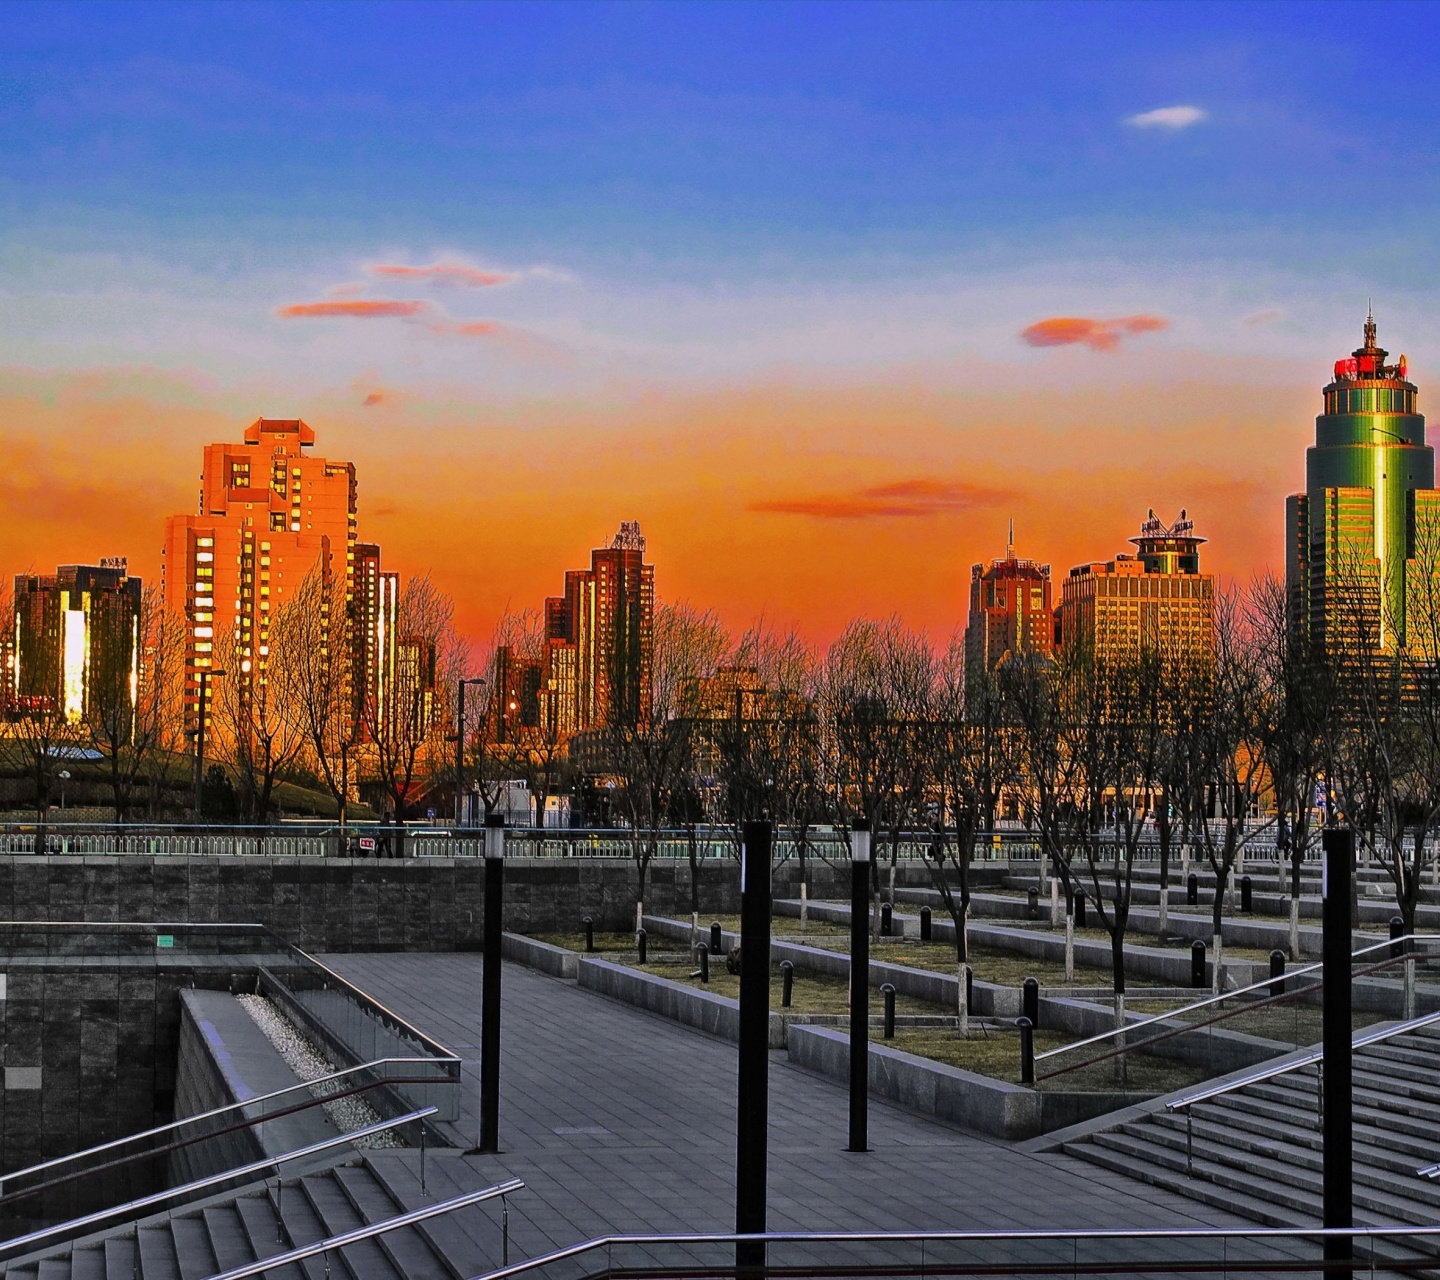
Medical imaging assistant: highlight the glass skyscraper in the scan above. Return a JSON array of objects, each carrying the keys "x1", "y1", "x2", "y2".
[{"x1": 1286, "y1": 313, "x2": 1440, "y2": 654}]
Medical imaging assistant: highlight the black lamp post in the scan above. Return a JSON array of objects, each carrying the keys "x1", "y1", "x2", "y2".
[
  {"x1": 848, "y1": 817, "x2": 871, "y2": 1153},
  {"x1": 735, "y1": 819, "x2": 772, "y2": 1275},
  {"x1": 1322, "y1": 827, "x2": 1353, "y2": 1270},
  {"x1": 476, "y1": 813, "x2": 506, "y2": 1152}
]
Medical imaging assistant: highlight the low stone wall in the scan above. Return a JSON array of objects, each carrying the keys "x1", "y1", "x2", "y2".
[
  {"x1": 0, "y1": 854, "x2": 949, "y2": 950},
  {"x1": 576, "y1": 957, "x2": 786, "y2": 1049},
  {"x1": 501, "y1": 932, "x2": 577, "y2": 979}
]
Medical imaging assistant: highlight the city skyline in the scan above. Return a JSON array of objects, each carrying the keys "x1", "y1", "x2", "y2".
[{"x1": 5, "y1": 3, "x2": 1438, "y2": 645}]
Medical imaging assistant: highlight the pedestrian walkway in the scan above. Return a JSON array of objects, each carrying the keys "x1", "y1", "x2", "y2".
[{"x1": 322, "y1": 953, "x2": 1243, "y2": 1265}]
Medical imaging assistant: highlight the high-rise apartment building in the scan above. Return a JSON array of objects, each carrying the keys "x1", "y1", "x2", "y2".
[
  {"x1": 353, "y1": 542, "x2": 400, "y2": 732},
  {"x1": 1285, "y1": 313, "x2": 1440, "y2": 655},
  {"x1": 10, "y1": 560, "x2": 142, "y2": 726},
  {"x1": 541, "y1": 521, "x2": 655, "y2": 735},
  {"x1": 1056, "y1": 511, "x2": 1214, "y2": 664},
  {"x1": 963, "y1": 523, "x2": 1053, "y2": 701},
  {"x1": 161, "y1": 418, "x2": 357, "y2": 728}
]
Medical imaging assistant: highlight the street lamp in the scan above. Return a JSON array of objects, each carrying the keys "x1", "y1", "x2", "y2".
[
  {"x1": 848, "y1": 817, "x2": 871, "y2": 1153},
  {"x1": 193, "y1": 668, "x2": 226, "y2": 822},
  {"x1": 454, "y1": 677, "x2": 487, "y2": 827},
  {"x1": 58, "y1": 770, "x2": 71, "y2": 813}
]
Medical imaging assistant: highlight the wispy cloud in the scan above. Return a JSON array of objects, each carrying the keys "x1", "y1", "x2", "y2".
[
  {"x1": 277, "y1": 299, "x2": 428, "y2": 319},
  {"x1": 1020, "y1": 314, "x2": 1168, "y2": 352},
  {"x1": 370, "y1": 262, "x2": 514, "y2": 287},
  {"x1": 362, "y1": 391, "x2": 386, "y2": 406},
  {"x1": 1244, "y1": 308, "x2": 1283, "y2": 327},
  {"x1": 750, "y1": 478, "x2": 1012, "y2": 520},
  {"x1": 450, "y1": 321, "x2": 499, "y2": 337},
  {"x1": 1126, "y1": 105, "x2": 1206, "y2": 130}
]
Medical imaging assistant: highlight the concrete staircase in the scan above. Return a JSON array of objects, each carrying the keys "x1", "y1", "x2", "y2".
[
  {"x1": 2, "y1": 1151, "x2": 505, "y2": 1280},
  {"x1": 1059, "y1": 1023, "x2": 1440, "y2": 1230}
]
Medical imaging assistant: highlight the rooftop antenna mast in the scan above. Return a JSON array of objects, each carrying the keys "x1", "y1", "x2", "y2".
[{"x1": 1007, "y1": 517, "x2": 1015, "y2": 559}]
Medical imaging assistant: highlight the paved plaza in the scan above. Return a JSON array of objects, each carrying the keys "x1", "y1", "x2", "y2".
[{"x1": 324, "y1": 954, "x2": 1244, "y2": 1267}]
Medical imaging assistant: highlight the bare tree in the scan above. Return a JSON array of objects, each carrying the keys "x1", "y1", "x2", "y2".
[
  {"x1": 361, "y1": 575, "x2": 463, "y2": 858},
  {"x1": 276, "y1": 562, "x2": 358, "y2": 847},
  {"x1": 929, "y1": 631, "x2": 1008, "y2": 1035},
  {"x1": 606, "y1": 601, "x2": 730, "y2": 930}
]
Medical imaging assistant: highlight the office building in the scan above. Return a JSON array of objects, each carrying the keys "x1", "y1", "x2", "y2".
[
  {"x1": 1286, "y1": 312, "x2": 1440, "y2": 656},
  {"x1": 540, "y1": 521, "x2": 655, "y2": 736},
  {"x1": 161, "y1": 418, "x2": 357, "y2": 730},
  {"x1": 10, "y1": 560, "x2": 142, "y2": 726},
  {"x1": 963, "y1": 523, "x2": 1054, "y2": 702},
  {"x1": 1056, "y1": 510, "x2": 1214, "y2": 665}
]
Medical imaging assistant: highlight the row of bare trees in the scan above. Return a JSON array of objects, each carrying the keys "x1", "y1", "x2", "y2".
[{"x1": 0, "y1": 563, "x2": 464, "y2": 836}]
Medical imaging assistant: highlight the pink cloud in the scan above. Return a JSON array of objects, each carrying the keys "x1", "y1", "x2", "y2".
[
  {"x1": 370, "y1": 262, "x2": 514, "y2": 288},
  {"x1": 1020, "y1": 314, "x2": 1169, "y2": 352},
  {"x1": 277, "y1": 299, "x2": 428, "y2": 319}
]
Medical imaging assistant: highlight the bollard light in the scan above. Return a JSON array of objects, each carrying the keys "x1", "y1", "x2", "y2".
[
  {"x1": 636, "y1": 928, "x2": 648, "y2": 965},
  {"x1": 880, "y1": 902, "x2": 893, "y2": 937},
  {"x1": 583, "y1": 916, "x2": 595, "y2": 953},
  {"x1": 1390, "y1": 915, "x2": 1405, "y2": 960},
  {"x1": 698, "y1": 942, "x2": 710, "y2": 983},
  {"x1": 1190, "y1": 938, "x2": 1207, "y2": 989},
  {"x1": 1016, "y1": 1017, "x2": 1035, "y2": 1085},
  {"x1": 1074, "y1": 889, "x2": 1087, "y2": 928},
  {"x1": 1241, "y1": 875, "x2": 1253, "y2": 913},
  {"x1": 711, "y1": 921, "x2": 723, "y2": 955},
  {"x1": 1269, "y1": 948, "x2": 1286, "y2": 998},
  {"x1": 881, "y1": 983, "x2": 896, "y2": 1039},
  {"x1": 920, "y1": 906, "x2": 932, "y2": 942},
  {"x1": 1187, "y1": 873, "x2": 1199, "y2": 906},
  {"x1": 780, "y1": 959, "x2": 794, "y2": 1008},
  {"x1": 1022, "y1": 976, "x2": 1039, "y2": 1029}
]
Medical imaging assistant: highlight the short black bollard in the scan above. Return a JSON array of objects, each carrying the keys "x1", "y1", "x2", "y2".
[
  {"x1": 1391, "y1": 915, "x2": 1405, "y2": 959},
  {"x1": 1241, "y1": 875, "x2": 1253, "y2": 913},
  {"x1": 636, "y1": 928, "x2": 647, "y2": 964},
  {"x1": 920, "y1": 906, "x2": 932, "y2": 941},
  {"x1": 781, "y1": 960, "x2": 794, "y2": 1007},
  {"x1": 1022, "y1": 976, "x2": 1039, "y2": 1029},
  {"x1": 1074, "y1": 890, "x2": 1087, "y2": 928},
  {"x1": 698, "y1": 943, "x2": 710, "y2": 983},
  {"x1": 1027, "y1": 887, "x2": 1039, "y2": 920},
  {"x1": 1017, "y1": 1017, "x2": 1035, "y2": 1085},
  {"x1": 1187, "y1": 873, "x2": 1199, "y2": 906},
  {"x1": 583, "y1": 916, "x2": 595, "y2": 952},
  {"x1": 711, "y1": 921, "x2": 723, "y2": 955},
  {"x1": 881, "y1": 983, "x2": 896, "y2": 1038},
  {"x1": 1269, "y1": 948, "x2": 1286, "y2": 997},
  {"x1": 1191, "y1": 939, "x2": 1207, "y2": 989},
  {"x1": 881, "y1": 903, "x2": 893, "y2": 937}
]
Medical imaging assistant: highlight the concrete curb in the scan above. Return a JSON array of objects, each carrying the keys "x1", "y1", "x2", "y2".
[
  {"x1": 501, "y1": 932, "x2": 578, "y2": 979},
  {"x1": 576, "y1": 956, "x2": 787, "y2": 1049}
]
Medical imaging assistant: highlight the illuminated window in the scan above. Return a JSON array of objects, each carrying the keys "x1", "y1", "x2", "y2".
[
  {"x1": 196, "y1": 551, "x2": 214, "y2": 563},
  {"x1": 197, "y1": 537, "x2": 214, "y2": 548}
]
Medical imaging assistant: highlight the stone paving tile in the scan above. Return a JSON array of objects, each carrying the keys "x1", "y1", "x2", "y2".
[{"x1": 322, "y1": 953, "x2": 1246, "y2": 1272}]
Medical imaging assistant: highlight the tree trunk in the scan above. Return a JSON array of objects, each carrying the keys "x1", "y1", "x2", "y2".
[
  {"x1": 1064, "y1": 909, "x2": 1075, "y2": 984},
  {"x1": 957, "y1": 960, "x2": 970, "y2": 1040},
  {"x1": 1211, "y1": 930, "x2": 1224, "y2": 995}
]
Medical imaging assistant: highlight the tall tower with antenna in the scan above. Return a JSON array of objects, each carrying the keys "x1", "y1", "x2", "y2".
[{"x1": 1286, "y1": 311, "x2": 1436, "y2": 653}]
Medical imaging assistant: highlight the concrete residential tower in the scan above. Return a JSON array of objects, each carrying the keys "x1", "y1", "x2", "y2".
[{"x1": 1286, "y1": 312, "x2": 1439, "y2": 655}]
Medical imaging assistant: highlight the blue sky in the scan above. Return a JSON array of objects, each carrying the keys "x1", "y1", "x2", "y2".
[{"x1": 5, "y1": 1, "x2": 1440, "y2": 636}]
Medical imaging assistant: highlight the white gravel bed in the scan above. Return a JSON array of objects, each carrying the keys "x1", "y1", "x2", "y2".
[{"x1": 236, "y1": 994, "x2": 403, "y2": 1148}]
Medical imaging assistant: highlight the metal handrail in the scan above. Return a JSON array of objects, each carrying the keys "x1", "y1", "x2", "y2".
[
  {"x1": 1168, "y1": 1006, "x2": 1440, "y2": 1112},
  {"x1": 0, "y1": 1056, "x2": 452, "y2": 1198},
  {"x1": 472, "y1": 1224, "x2": 1440, "y2": 1280},
  {"x1": 202, "y1": 1178, "x2": 524, "y2": 1280},
  {"x1": 1034, "y1": 931, "x2": 1440, "y2": 1064},
  {"x1": 0, "y1": 1107, "x2": 437, "y2": 1257}
]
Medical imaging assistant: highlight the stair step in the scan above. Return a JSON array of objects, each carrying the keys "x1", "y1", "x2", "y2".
[
  {"x1": 363, "y1": 1154, "x2": 491, "y2": 1280},
  {"x1": 102, "y1": 1238, "x2": 135, "y2": 1280},
  {"x1": 167, "y1": 1215, "x2": 218, "y2": 1280},
  {"x1": 232, "y1": 1193, "x2": 312, "y2": 1280},
  {"x1": 1160, "y1": 1104, "x2": 1440, "y2": 1166},
  {"x1": 1078, "y1": 1128, "x2": 1440, "y2": 1226},
  {"x1": 331, "y1": 1165, "x2": 448, "y2": 1280},
  {"x1": 135, "y1": 1227, "x2": 181, "y2": 1280},
  {"x1": 263, "y1": 1181, "x2": 331, "y2": 1280},
  {"x1": 199, "y1": 1207, "x2": 255, "y2": 1277},
  {"x1": 68, "y1": 1249, "x2": 104, "y2": 1280},
  {"x1": 36, "y1": 1259, "x2": 70, "y2": 1280},
  {"x1": 297, "y1": 1173, "x2": 401, "y2": 1280}
]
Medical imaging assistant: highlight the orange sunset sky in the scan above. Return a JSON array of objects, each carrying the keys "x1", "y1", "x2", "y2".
[{"x1": 0, "y1": 346, "x2": 1318, "y2": 651}]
